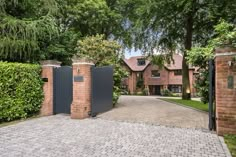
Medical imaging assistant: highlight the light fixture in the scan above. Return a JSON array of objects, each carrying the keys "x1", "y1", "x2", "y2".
[{"x1": 228, "y1": 61, "x2": 233, "y2": 67}]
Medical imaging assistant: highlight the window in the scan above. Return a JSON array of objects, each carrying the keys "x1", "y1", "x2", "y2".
[
  {"x1": 137, "y1": 58, "x2": 146, "y2": 66},
  {"x1": 169, "y1": 85, "x2": 182, "y2": 93},
  {"x1": 151, "y1": 70, "x2": 160, "y2": 77},
  {"x1": 136, "y1": 72, "x2": 143, "y2": 79},
  {"x1": 174, "y1": 70, "x2": 182, "y2": 75}
]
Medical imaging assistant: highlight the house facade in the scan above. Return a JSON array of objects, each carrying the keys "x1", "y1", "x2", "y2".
[{"x1": 122, "y1": 54, "x2": 197, "y2": 96}]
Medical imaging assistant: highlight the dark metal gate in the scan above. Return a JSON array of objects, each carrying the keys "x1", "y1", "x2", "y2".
[
  {"x1": 209, "y1": 59, "x2": 216, "y2": 130},
  {"x1": 53, "y1": 66, "x2": 73, "y2": 114},
  {"x1": 91, "y1": 66, "x2": 113, "y2": 116}
]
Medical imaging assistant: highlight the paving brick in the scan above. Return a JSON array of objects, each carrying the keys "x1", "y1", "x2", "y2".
[{"x1": 0, "y1": 115, "x2": 231, "y2": 157}]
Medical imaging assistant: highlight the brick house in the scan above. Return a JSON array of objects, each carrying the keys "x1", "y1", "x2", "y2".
[{"x1": 122, "y1": 54, "x2": 197, "y2": 96}]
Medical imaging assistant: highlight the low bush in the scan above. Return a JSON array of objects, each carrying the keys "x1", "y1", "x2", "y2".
[
  {"x1": 161, "y1": 89, "x2": 173, "y2": 96},
  {"x1": 0, "y1": 62, "x2": 43, "y2": 122}
]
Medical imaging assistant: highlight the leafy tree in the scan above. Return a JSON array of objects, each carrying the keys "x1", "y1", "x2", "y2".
[
  {"x1": 187, "y1": 21, "x2": 236, "y2": 103},
  {"x1": 54, "y1": 0, "x2": 125, "y2": 38},
  {"x1": 0, "y1": 0, "x2": 126, "y2": 64},
  {"x1": 75, "y1": 34, "x2": 128, "y2": 104},
  {"x1": 0, "y1": 0, "x2": 59, "y2": 62},
  {"x1": 119, "y1": 0, "x2": 236, "y2": 99},
  {"x1": 41, "y1": 0, "x2": 127, "y2": 65}
]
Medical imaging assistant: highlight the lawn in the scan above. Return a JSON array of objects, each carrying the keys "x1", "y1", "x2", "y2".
[
  {"x1": 224, "y1": 135, "x2": 236, "y2": 157},
  {"x1": 160, "y1": 98, "x2": 208, "y2": 112}
]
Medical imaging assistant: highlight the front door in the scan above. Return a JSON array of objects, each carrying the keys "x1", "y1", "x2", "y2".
[{"x1": 155, "y1": 86, "x2": 161, "y2": 95}]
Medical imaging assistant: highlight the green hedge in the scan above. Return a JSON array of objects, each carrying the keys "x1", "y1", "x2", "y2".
[{"x1": 0, "y1": 62, "x2": 43, "y2": 122}]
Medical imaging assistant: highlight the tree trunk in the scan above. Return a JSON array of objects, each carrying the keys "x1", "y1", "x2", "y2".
[
  {"x1": 182, "y1": 11, "x2": 194, "y2": 100},
  {"x1": 182, "y1": 52, "x2": 191, "y2": 100}
]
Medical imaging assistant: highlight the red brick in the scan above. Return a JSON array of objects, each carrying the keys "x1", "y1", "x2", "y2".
[
  {"x1": 215, "y1": 47, "x2": 236, "y2": 135},
  {"x1": 71, "y1": 63, "x2": 94, "y2": 119},
  {"x1": 40, "y1": 61, "x2": 61, "y2": 116}
]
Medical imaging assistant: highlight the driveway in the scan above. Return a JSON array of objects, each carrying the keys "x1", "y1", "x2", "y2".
[
  {"x1": 98, "y1": 95, "x2": 208, "y2": 129},
  {"x1": 0, "y1": 115, "x2": 231, "y2": 157}
]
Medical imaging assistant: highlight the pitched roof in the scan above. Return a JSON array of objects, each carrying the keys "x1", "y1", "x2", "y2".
[
  {"x1": 123, "y1": 54, "x2": 194, "y2": 71},
  {"x1": 123, "y1": 56, "x2": 150, "y2": 72},
  {"x1": 165, "y1": 54, "x2": 183, "y2": 70}
]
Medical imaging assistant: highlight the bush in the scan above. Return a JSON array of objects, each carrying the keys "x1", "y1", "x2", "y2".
[
  {"x1": 0, "y1": 62, "x2": 44, "y2": 122},
  {"x1": 75, "y1": 35, "x2": 128, "y2": 105},
  {"x1": 161, "y1": 89, "x2": 173, "y2": 96},
  {"x1": 136, "y1": 79, "x2": 144, "y2": 88}
]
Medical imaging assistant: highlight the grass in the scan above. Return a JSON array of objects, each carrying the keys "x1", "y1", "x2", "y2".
[
  {"x1": 224, "y1": 135, "x2": 236, "y2": 157},
  {"x1": 160, "y1": 98, "x2": 208, "y2": 112}
]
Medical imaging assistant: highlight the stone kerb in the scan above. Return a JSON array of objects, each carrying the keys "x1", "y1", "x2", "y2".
[
  {"x1": 71, "y1": 59, "x2": 94, "y2": 119},
  {"x1": 40, "y1": 60, "x2": 61, "y2": 116},
  {"x1": 215, "y1": 47, "x2": 236, "y2": 135}
]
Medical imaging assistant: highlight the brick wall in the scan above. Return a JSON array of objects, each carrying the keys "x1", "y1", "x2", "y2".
[
  {"x1": 168, "y1": 71, "x2": 182, "y2": 85},
  {"x1": 40, "y1": 60, "x2": 61, "y2": 116},
  {"x1": 215, "y1": 47, "x2": 236, "y2": 135},
  {"x1": 143, "y1": 64, "x2": 195, "y2": 86},
  {"x1": 124, "y1": 63, "x2": 197, "y2": 95},
  {"x1": 71, "y1": 62, "x2": 94, "y2": 119},
  {"x1": 143, "y1": 65, "x2": 169, "y2": 85}
]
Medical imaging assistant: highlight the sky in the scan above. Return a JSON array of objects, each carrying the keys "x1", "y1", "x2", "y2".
[{"x1": 124, "y1": 48, "x2": 142, "y2": 59}]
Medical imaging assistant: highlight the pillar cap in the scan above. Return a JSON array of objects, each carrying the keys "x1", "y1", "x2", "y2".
[
  {"x1": 215, "y1": 46, "x2": 236, "y2": 54},
  {"x1": 72, "y1": 58, "x2": 94, "y2": 65},
  {"x1": 40, "y1": 60, "x2": 61, "y2": 67}
]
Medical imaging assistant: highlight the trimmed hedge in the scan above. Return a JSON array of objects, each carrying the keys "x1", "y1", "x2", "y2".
[{"x1": 0, "y1": 62, "x2": 43, "y2": 122}]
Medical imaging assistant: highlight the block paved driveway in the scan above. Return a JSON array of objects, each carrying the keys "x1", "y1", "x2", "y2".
[
  {"x1": 99, "y1": 95, "x2": 208, "y2": 129},
  {"x1": 0, "y1": 96, "x2": 231, "y2": 157}
]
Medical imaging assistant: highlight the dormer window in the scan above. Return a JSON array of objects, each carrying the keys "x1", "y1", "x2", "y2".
[{"x1": 137, "y1": 58, "x2": 146, "y2": 66}]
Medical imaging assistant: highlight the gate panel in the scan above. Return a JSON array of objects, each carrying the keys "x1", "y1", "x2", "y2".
[
  {"x1": 91, "y1": 66, "x2": 113, "y2": 116},
  {"x1": 209, "y1": 59, "x2": 216, "y2": 130},
  {"x1": 53, "y1": 66, "x2": 72, "y2": 114}
]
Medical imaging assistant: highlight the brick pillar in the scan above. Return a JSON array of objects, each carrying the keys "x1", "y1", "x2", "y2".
[
  {"x1": 40, "y1": 60, "x2": 61, "y2": 116},
  {"x1": 71, "y1": 60, "x2": 94, "y2": 119},
  {"x1": 215, "y1": 47, "x2": 236, "y2": 135}
]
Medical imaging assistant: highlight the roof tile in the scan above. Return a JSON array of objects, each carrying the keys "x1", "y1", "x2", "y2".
[{"x1": 123, "y1": 54, "x2": 194, "y2": 71}]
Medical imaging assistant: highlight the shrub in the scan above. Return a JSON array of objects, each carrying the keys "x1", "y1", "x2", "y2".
[
  {"x1": 143, "y1": 88, "x2": 149, "y2": 95},
  {"x1": 161, "y1": 89, "x2": 173, "y2": 96},
  {"x1": 0, "y1": 62, "x2": 44, "y2": 122},
  {"x1": 75, "y1": 35, "x2": 128, "y2": 105},
  {"x1": 136, "y1": 79, "x2": 144, "y2": 89}
]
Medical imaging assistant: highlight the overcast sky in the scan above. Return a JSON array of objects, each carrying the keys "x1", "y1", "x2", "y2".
[{"x1": 124, "y1": 48, "x2": 142, "y2": 59}]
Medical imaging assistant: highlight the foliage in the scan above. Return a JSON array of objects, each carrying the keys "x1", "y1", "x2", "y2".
[
  {"x1": 119, "y1": 0, "x2": 236, "y2": 99},
  {"x1": 43, "y1": 0, "x2": 125, "y2": 65},
  {"x1": 187, "y1": 21, "x2": 236, "y2": 103},
  {"x1": 76, "y1": 35, "x2": 128, "y2": 104},
  {"x1": 56, "y1": 0, "x2": 124, "y2": 38},
  {"x1": 213, "y1": 21, "x2": 236, "y2": 47},
  {"x1": 42, "y1": 29, "x2": 81, "y2": 65},
  {"x1": 0, "y1": 0, "x2": 127, "y2": 64},
  {"x1": 161, "y1": 89, "x2": 173, "y2": 97},
  {"x1": 224, "y1": 134, "x2": 236, "y2": 157},
  {"x1": 0, "y1": 0, "x2": 59, "y2": 62},
  {"x1": 136, "y1": 79, "x2": 144, "y2": 89},
  {"x1": 161, "y1": 98, "x2": 208, "y2": 112},
  {"x1": 143, "y1": 88, "x2": 149, "y2": 96},
  {"x1": 0, "y1": 62, "x2": 44, "y2": 122}
]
